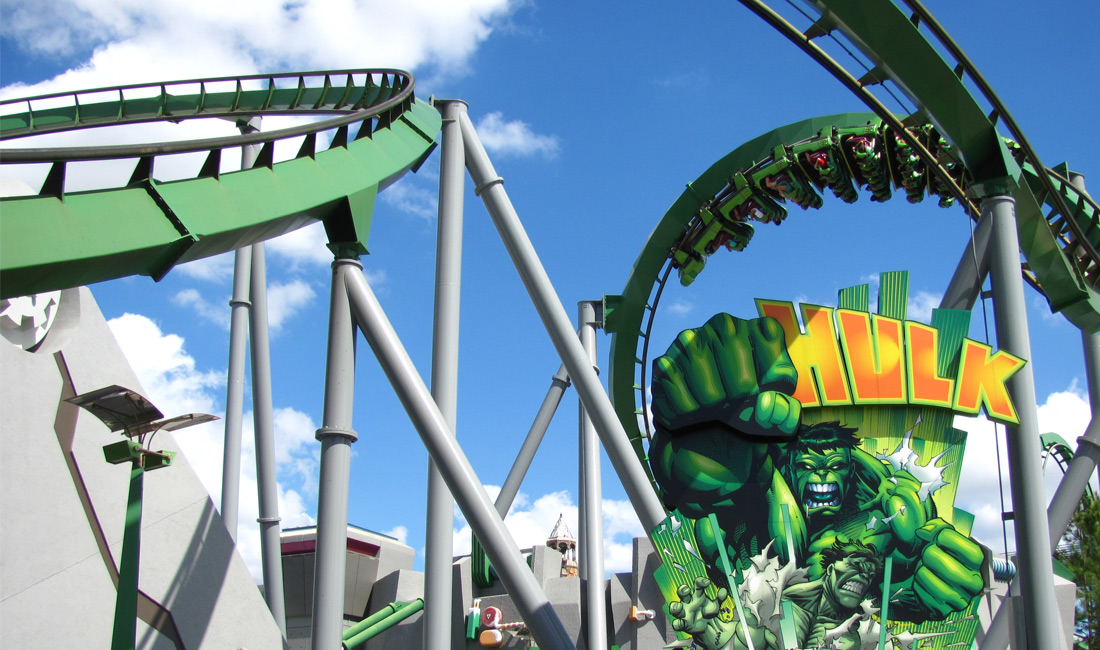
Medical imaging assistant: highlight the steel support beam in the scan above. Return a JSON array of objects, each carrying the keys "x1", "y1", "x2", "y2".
[
  {"x1": 940, "y1": 210, "x2": 992, "y2": 311},
  {"x1": 249, "y1": 241, "x2": 286, "y2": 637},
  {"x1": 1054, "y1": 172, "x2": 1100, "y2": 538},
  {"x1": 343, "y1": 267, "x2": 576, "y2": 650},
  {"x1": 311, "y1": 258, "x2": 361, "y2": 650},
  {"x1": 221, "y1": 116, "x2": 262, "y2": 542},
  {"x1": 985, "y1": 195, "x2": 1062, "y2": 649},
  {"x1": 221, "y1": 245, "x2": 251, "y2": 541},
  {"x1": 423, "y1": 99, "x2": 467, "y2": 650},
  {"x1": 1083, "y1": 329, "x2": 1100, "y2": 411},
  {"x1": 457, "y1": 110, "x2": 667, "y2": 533},
  {"x1": 495, "y1": 364, "x2": 570, "y2": 517},
  {"x1": 578, "y1": 300, "x2": 607, "y2": 650}
]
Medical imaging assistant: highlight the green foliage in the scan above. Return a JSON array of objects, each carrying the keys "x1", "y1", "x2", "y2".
[{"x1": 1057, "y1": 495, "x2": 1100, "y2": 649}]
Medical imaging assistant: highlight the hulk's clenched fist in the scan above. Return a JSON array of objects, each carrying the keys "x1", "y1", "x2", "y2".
[
  {"x1": 652, "y1": 314, "x2": 800, "y2": 436},
  {"x1": 649, "y1": 314, "x2": 801, "y2": 521},
  {"x1": 909, "y1": 519, "x2": 987, "y2": 619}
]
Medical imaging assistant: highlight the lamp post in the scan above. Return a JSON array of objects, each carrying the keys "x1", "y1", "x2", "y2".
[{"x1": 67, "y1": 385, "x2": 216, "y2": 650}]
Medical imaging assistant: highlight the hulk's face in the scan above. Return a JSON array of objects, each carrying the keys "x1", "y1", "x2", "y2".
[
  {"x1": 790, "y1": 447, "x2": 852, "y2": 520},
  {"x1": 822, "y1": 554, "x2": 877, "y2": 611}
]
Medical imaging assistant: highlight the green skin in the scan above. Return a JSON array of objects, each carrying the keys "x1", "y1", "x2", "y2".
[
  {"x1": 650, "y1": 313, "x2": 986, "y2": 622},
  {"x1": 670, "y1": 546, "x2": 880, "y2": 650}
]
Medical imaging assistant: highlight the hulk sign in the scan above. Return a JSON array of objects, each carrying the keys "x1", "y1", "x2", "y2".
[{"x1": 648, "y1": 273, "x2": 1014, "y2": 650}]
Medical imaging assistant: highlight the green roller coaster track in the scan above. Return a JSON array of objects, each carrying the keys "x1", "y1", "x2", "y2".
[
  {"x1": 1041, "y1": 433, "x2": 1098, "y2": 503},
  {"x1": 605, "y1": 0, "x2": 1100, "y2": 487},
  {"x1": 0, "y1": 4, "x2": 1094, "y2": 507},
  {"x1": 0, "y1": 70, "x2": 442, "y2": 300}
]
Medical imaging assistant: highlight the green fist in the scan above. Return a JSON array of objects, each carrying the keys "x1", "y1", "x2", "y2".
[
  {"x1": 652, "y1": 314, "x2": 801, "y2": 437},
  {"x1": 910, "y1": 519, "x2": 987, "y2": 619}
]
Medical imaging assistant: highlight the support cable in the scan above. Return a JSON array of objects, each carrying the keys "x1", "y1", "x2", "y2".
[{"x1": 964, "y1": 204, "x2": 1013, "y2": 561}]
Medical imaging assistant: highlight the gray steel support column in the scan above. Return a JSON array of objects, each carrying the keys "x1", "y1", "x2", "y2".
[
  {"x1": 249, "y1": 241, "x2": 286, "y2": 636},
  {"x1": 578, "y1": 300, "x2": 607, "y2": 650},
  {"x1": 1049, "y1": 419, "x2": 1100, "y2": 542},
  {"x1": 221, "y1": 246, "x2": 251, "y2": 541},
  {"x1": 1083, "y1": 329, "x2": 1100, "y2": 410},
  {"x1": 312, "y1": 258, "x2": 360, "y2": 650},
  {"x1": 343, "y1": 268, "x2": 576, "y2": 650},
  {"x1": 457, "y1": 110, "x2": 667, "y2": 533},
  {"x1": 221, "y1": 116, "x2": 262, "y2": 541},
  {"x1": 496, "y1": 364, "x2": 570, "y2": 517},
  {"x1": 979, "y1": 424, "x2": 1099, "y2": 650},
  {"x1": 940, "y1": 211, "x2": 993, "y2": 311},
  {"x1": 986, "y1": 194, "x2": 1061, "y2": 649},
  {"x1": 1052, "y1": 170, "x2": 1100, "y2": 542},
  {"x1": 980, "y1": 175, "x2": 1098, "y2": 650},
  {"x1": 1074, "y1": 174, "x2": 1100, "y2": 410},
  {"x1": 424, "y1": 99, "x2": 466, "y2": 650}
]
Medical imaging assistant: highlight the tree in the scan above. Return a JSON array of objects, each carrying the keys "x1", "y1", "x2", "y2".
[{"x1": 1057, "y1": 494, "x2": 1100, "y2": 649}]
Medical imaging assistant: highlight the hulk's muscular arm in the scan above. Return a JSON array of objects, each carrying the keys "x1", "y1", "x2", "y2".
[{"x1": 851, "y1": 451, "x2": 987, "y2": 621}]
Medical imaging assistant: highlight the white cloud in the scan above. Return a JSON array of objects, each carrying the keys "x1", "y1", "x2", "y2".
[
  {"x1": 382, "y1": 525, "x2": 410, "y2": 545},
  {"x1": 379, "y1": 176, "x2": 438, "y2": 221},
  {"x1": 173, "y1": 288, "x2": 231, "y2": 329},
  {"x1": 666, "y1": 299, "x2": 694, "y2": 317},
  {"x1": 106, "y1": 312, "x2": 318, "y2": 582},
  {"x1": 474, "y1": 112, "x2": 560, "y2": 159},
  {"x1": 0, "y1": 0, "x2": 522, "y2": 201},
  {"x1": 170, "y1": 279, "x2": 315, "y2": 332},
  {"x1": 176, "y1": 253, "x2": 236, "y2": 283},
  {"x1": 907, "y1": 290, "x2": 941, "y2": 323},
  {"x1": 451, "y1": 487, "x2": 645, "y2": 575},
  {"x1": 0, "y1": 120, "x2": 244, "y2": 194},
  {"x1": 266, "y1": 279, "x2": 316, "y2": 330},
  {"x1": 953, "y1": 382, "x2": 1095, "y2": 555},
  {"x1": 107, "y1": 312, "x2": 223, "y2": 414},
  {"x1": 1035, "y1": 295, "x2": 1072, "y2": 326},
  {"x1": 1, "y1": 0, "x2": 519, "y2": 100},
  {"x1": 266, "y1": 222, "x2": 334, "y2": 270},
  {"x1": 178, "y1": 223, "x2": 350, "y2": 283}
]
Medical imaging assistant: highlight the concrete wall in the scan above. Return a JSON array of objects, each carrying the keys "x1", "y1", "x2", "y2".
[
  {"x1": 282, "y1": 525, "x2": 417, "y2": 648},
  {"x1": 342, "y1": 539, "x2": 684, "y2": 650},
  {"x1": 1, "y1": 288, "x2": 285, "y2": 650},
  {"x1": 976, "y1": 574, "x2": 1079, "y2": 649}
]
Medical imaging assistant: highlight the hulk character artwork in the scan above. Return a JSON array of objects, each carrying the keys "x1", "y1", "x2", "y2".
[
  {"x1": 669, "y1": 540, "x2": 886, "y2": 650},
  {"x1": 649, "y1": 312, "x2": 990, "y2": 648}
]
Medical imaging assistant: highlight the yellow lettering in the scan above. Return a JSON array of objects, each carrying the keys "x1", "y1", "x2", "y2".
[
  {"x1": 757, "y1": 300, "x2": 852, "y2": 408},
  {"x1": 837, "y1": 310, "x2": 906, "y2": 404},
  {"x1": 953, "y1": 340, "x2": 1025, "y2": 425},
  {"x1": 905, "y1": 322, "x2": 955, "y2": 409}
]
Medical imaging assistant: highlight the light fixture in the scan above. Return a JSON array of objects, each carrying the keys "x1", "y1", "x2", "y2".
[{"x1": 67, "y1": 384, "x2": 217, "y2": 650}]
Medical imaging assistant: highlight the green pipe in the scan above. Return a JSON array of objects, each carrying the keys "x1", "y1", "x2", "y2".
[
  {"x1": 112, "y1": 461, "x2": 144, "y2": 650},
  {"x1": 708, "y1": 513, "x2": 756, "y2": 650},
  {"x1": 342, "y1": 598, "x2": 424, "y2": 649},
  {"x1": 878, "y1": 556, "x2": 893, "y2": 650},
  {"x1": 341, "y1": 601, "x2": 409, "y2": 641}
]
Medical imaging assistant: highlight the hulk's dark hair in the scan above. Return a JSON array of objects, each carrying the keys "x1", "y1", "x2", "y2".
[
  {"x1": 787, "y1": 421, "x2": 860, "y2": 457},
  {"x1": 819, "y1": 538, "x2": 882, "y2": 573}
]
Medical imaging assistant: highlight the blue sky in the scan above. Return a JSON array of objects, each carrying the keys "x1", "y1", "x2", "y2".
[{"x1": 2, "y1": 0, "x2": 1098, "y2": 578}]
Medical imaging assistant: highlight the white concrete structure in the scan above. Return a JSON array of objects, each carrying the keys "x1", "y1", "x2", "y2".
[{"x1": 1, "y1": 287, "x2": 285, "y2": 649}]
